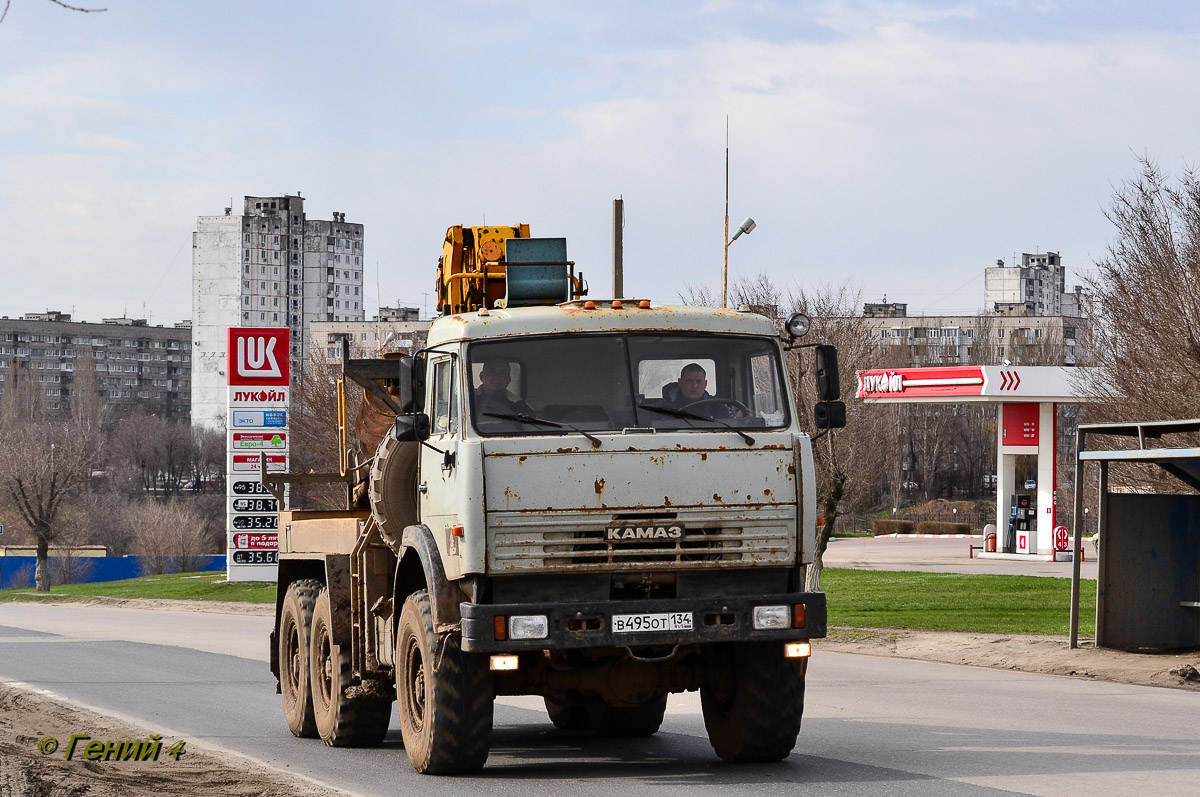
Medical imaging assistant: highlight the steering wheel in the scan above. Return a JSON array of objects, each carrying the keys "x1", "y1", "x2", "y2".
[{"x1": 684, "y1": 398, "x2": 751, "y2": 419}]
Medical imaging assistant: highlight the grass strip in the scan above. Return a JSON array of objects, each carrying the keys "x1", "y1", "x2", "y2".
[
  {"x1": 1, "y1": 567, "x2": 1099, "y2": 635},
  {"x1": 823, "y1": 567, "x2": 1097, "y2": 635},
  {"x1": 0, "y1": 571, "x2": 276, "y2": 604}
]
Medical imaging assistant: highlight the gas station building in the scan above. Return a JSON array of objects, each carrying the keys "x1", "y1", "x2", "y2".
[{"x1": 857, "y1": 365, "x2": 1094, "y2": 556}]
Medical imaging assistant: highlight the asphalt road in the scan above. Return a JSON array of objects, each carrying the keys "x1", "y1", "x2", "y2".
[
  {"x1": 823, "y1": 535, "x2": 1099, "y2": 579},
  {"x1": 2, "y1": 603, "x2": 1197, "y2": 796}
]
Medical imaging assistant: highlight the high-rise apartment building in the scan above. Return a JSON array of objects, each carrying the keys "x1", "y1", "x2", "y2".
[
  {"x1": 0, "y1": 311, "x2": 191, "y2": 421},
  {"x1": 984, "y1": 252, "x2": 1068, "y2": 316},
  {"x1": 191, "y1": 195, "x2": 365, "y2": 428}
]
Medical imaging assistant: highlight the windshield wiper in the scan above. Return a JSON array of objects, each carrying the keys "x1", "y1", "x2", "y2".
[
  {"x1": 638, "y1": 404, "x2": 755, "y2": 446},
  {"x1": 482, "y1": 412, "x2": 602, "y2": 448}
]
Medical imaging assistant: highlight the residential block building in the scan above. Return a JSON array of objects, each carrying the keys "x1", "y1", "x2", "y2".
[
  {"x1": 863, "y1": 251, "x2": 1089, "y2": 367},
  {"x1": 191, "y1": 195, "x2": 366, "y2": 428},
  {"x1": 863, "y1": 313, "x2": 1086, "y2": 366},
  {"x1": 0, "y1": 311, "x2": 191, "y2": 421},
  {"x1": 309, "y1": 307, "x2": 428, "y2": 362}
]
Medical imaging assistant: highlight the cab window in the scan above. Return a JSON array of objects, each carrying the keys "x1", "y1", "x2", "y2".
[{"x1": 429, "y1": 356, "x2": 458, "y2": 436}]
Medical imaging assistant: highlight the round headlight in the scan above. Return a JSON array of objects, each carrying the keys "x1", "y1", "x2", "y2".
[{"x1": 786, "y1": 312, "x2": 811, "y2": 339}]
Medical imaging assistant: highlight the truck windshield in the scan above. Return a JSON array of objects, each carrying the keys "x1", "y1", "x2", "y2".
[{"x1": 468, "y1": 333, "x2": 790, "y2": 436}]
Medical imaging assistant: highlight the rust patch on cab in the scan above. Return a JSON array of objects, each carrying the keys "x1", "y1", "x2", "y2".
[{"x1": 594, "y1": 477, "x2": 605, "y2": 496}]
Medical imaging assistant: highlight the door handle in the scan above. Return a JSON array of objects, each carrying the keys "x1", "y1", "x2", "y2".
[{"x1": 418, "y1": 482, "x2": 428, "y2": 494}]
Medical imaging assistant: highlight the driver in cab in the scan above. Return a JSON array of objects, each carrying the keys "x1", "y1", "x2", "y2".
[
  {"x1": 662, "y1": 363, "x2": 712, "y2": 408},
  {"x1": 661, "y1": 363, "x2": 741, "y2": 419}
]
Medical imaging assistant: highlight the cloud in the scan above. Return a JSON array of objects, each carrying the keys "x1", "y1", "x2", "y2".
[{"x1": 3, "y1": 3, "x2": 1200, "y2": 324}]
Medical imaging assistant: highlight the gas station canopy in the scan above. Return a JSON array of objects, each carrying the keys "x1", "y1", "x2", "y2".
[{"x1": 857, "y1": 365, "x2": 1092, "y2": 404}]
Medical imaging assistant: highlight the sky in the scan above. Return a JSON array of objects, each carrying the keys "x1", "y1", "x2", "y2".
[{"x1": 2, "y1": 0, "x2": 1200, "y2": 325}]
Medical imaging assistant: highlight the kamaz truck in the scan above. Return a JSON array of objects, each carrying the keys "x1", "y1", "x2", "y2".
[{"x1": 267, "y1": 224, "x2": 844, "y2": 774}]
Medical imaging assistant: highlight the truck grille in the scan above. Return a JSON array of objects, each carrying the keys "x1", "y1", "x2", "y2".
[{"x1": 487, "y1": 509, "x2": 795, "y2": 573}]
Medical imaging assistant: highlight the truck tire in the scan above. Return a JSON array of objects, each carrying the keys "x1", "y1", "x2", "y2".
[
  {"x1": 588, "y1": 696, "x2": 668, "y2": 737},
  {"x1": 368, "y1": 433, "x2": 419, "y2": 550},
  {"x1": 544, "y1": 698, "x2": 590, "y2": 731},
  {"x1": 279, "y1": 579, "x2": 323, "y2": 738},
  {"x1": 700, "y1": 643, "x2": 805, "y2": 762},
  {"x1": 395, "y1": 591, "x2": 494, "y2": 774},
  {"x1": 309, "y1": 588, "x2": 391, "y2": 747}
]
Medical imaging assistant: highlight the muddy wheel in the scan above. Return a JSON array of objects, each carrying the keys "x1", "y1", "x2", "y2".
[
  {"x1": 309, "y1": 588, "x2": 391, "y2": 747},
  {"x1": 700, "y1": 643, "x2": 805, "y2": 762},
  {"x1": 588, "y1": 696, "x2": 668, "y2": 737},
  {"x1": 544, "y1": 697, "x2": 590, "y2": 731},
  {"x1": 395, "y1": 591, "x2": 494, "y2": 774},
  {"x1": 279, "y1": 579, "x2": 323, "y2": 738}
]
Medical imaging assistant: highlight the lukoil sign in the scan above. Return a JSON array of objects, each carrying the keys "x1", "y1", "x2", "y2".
[{"x1": 227, "y1": 328, "x2": 290, "y2": 386}]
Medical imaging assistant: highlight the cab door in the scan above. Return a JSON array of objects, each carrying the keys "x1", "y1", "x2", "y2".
[{"x1": 419, "y1": 353, "x2": 463, "y2": 566}]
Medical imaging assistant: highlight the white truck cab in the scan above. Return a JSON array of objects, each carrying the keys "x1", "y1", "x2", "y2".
[{"x1": 270, "y1": 230, "x2": 842, "y2": 775}]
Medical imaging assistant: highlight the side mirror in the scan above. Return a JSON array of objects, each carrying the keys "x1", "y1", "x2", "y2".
[
  {"x1": 411, "y1": 352, "x2": 427, "y2": 413},
  {"x1": 814, "y1": 401, "x2": 846, "y2": 430},
  {"x1": 397, "y1": 356, "x2": 415, "y2": 413},
  {"x1": 395, "y1": 413, "x2": 431, "y2": 442},
  {"x1": 814, "y1": 345, "x2": 841, "y2": 401}
]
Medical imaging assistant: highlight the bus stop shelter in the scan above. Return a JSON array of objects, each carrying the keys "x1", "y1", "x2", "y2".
[{"x1": 1069, "y1": 419, "x2": 1200, "y2": 651}]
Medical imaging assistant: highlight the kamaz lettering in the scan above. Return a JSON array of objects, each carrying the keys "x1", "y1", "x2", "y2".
[{"x1": 605, "y1": 525, "x2": 684, "y2": 541}]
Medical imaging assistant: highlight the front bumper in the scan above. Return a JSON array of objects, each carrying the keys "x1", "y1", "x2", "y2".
[{"x1": 460, "y1": 591, "x2": 826, "y2": 653}]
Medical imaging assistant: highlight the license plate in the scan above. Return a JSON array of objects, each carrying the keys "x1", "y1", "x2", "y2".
[{"x1": 611, "y1": 612, "x2": 693, "y2": 634}]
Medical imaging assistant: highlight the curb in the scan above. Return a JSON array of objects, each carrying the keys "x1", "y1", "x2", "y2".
[{"x1": 874, "y1": 533, "x2": 983, "y2": 539}]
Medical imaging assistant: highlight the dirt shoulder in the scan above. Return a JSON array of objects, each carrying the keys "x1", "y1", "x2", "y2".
[
  {"x1": 0, "y1": 684, "x2": 346, "y2": 797},
  {"x1": 819, "y1": 626, "x2": 1200, "y2": 691}
]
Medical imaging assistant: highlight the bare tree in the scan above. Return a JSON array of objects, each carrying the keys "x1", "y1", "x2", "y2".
[
  {"x1": 288, "y1": 350, "x2": 357, "y2": 509},
  {"x1": 1072, "y1": 156, "x2": 1200, "y2": 498},
  {"x1": 0, "y1": 409, "x2": 104, "y2": 591},
  {"x1": 1, "y1": 365, "x2": 46, "y2": 424},
  {"x1": 69, "y1": 346, "x2": 105, "y2": 427},
  {"x1": 677, "y1": 282, "x2": 720, "y2": 308},
  {"x1": 0, "y1": 1, "x2": 106, "y2": 26},
  {"x1": 108, "y1": 411, "x2": 195, "y2": 495},
  {"x1": 130, "y1": 499, "x2": 213, "y2": 575},
  {"x1": 1084, "y1": 156, "x2": 1200, "y2": 423},
  {"x1": 47, "y1": 507, "x2": 97, "y2": 586},
  {"x1": 80, "y1": 490, "x2": 135, "y2": 556},
  {"x1": 787, "y1": 282, "x2": 894, "y2": 589},
  {"x1": 185, "y1": 426, "x2": 226, "y2": 493}
]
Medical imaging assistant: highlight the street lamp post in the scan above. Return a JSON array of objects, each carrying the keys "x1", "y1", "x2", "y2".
[{"x1": 721, "y1": 117, "x2": 756, "y2": 307}]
